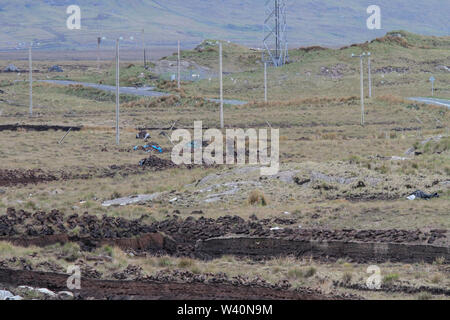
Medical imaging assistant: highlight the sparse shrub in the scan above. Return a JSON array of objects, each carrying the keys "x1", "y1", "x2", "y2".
[
  {"x1": 272, "y1": 266, "x2": 282, "y2": 274},
  {"x1": 417, "y1": 292, "x2": 433, "y2": 300},
  {"x1": 413, "y1": 141, "x2": 421, "y2": 150},
  {"x1": 304, "y1": 267, "x2": 316, "y2": 278},
  {"x1": 321, "y1": 132, "x2": 337, "y2": 140},
  {"x1": 312, "y1": 182, "x2": 336, "y2": 191},
  {"x1": 383, "y1": 273, "x2": 399, "y2": 285},
  {"x1": 376, "y1": 164, "x2": 391, "y2": 174},
  {"x1": 431, "y1": 274, "x2": 442, "y2": 284},
  {"x1": 24, "y1": 200, "x2": 37, "y2": 210},
  {"x1": 178, "y1": 258, "x2": 194, "y2": 268},
  {"x1": 342, "y1": 272, "x2": 353, "y2": 284},
  {"x1": 287, "y1": 268, "x2": 303, "y2": 279},
  {"x1": 61, "y1": 242, "x2": 81, "y2": 262},
  {"x1": 0, "y1": 242, "x2": 14, "y2": 255},
  {"x1": 110, "y1": 191, "x2": 122, "y2": 200},
  {"x1": 69, "y1": 226, "x2": 81, "y2": 236},
  {"x1": 406, "y1": 104, "x2": 420, "y2": 110},
  {"x1": 98, "y1": 245, "x2": 114, "y2": 257},
  {"x1": 348, "y1": 155, "x2": 361, "y2": 164},
  {"x1": 248, "y1": 190, "x2": 268, "y2": 206},
  {"x1": 423, "y1": 137, "x2": 450, "y2": 154},
  {"x1": 158, "y1": 256, "x2": 173, "y2": 267},
  {"x1": 433, "y1": 256, "x2": 445, "y2": 265},
  {"x1": 190, "y1": 266, "x2": 201, "y2": 274}
]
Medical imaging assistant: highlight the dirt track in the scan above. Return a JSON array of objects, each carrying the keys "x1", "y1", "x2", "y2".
[{"x1": 0, "y1": 268, "x2": 346, "y2": 300}]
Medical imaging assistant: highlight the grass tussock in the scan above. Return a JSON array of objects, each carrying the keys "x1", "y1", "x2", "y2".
[{"x1": 248, "y1": 190, "x2": 268, "y2": 206}]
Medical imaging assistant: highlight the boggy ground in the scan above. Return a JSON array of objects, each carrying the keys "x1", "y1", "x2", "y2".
[
  {"x1": 0, "y1": 238, "x2": 448, "y2": 300},
  {"x1": 0, "y1": 32, "x2": 449, "y2": 300},
  {"x1": 0, "y1": 208, "x2": 448, "y2": 263}
]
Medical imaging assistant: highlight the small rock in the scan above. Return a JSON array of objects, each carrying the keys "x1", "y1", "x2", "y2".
[
  {"x1": 48, "y1": 65, "x2": 64, "y2": 72},
  {"x1": 405, "y1": 147, "x2": 415, "y2": 155},
  {"x1": 57, "y1": 291, "x2": 74, "y2": 300},
  {"x1": 18, "y1": 285, "x2": 34, "y2": 290},
  {"x1": 3, "y1": 64, "x2": 19, "y2": 72},
  {"x1": 0, "y1": 290, "x2": 14, "y2": 300},
  {"x1": 6, "y1": 295, "x2": 23, "y2": 300},
  {"x1": 37, "y1": 288, "x2": 56, "y2": 297},
  {"x1": 356, "y1": 181, "x2": 366, "y2": 188},
  {"x1": 0, "y1": 189, "x2": 5, "y2": 194}
]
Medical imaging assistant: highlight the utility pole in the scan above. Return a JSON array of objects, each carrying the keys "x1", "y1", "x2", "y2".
[
  {"x1": 219, "y1": 42, "x2": 224, "y2": 129},
  {"x1": 115, "y1": 39, "x2": 120, "y2": 145},
  {"x1": 360, "y1": 55, "x2": 365, "y2": 126},
  {"x1": 429, "y1": 76, "x2": 435, "y2": 97},
  {"x1": 177, "y1": 40, "x2": 181, "y2": 89},
  {"x1": 352, "y1": 53, "x2": 366, "y2": 126},
  {"x1": 264, "y1": 62, "x2": 268, "y2": 102},
  {"x1": 97, "y1": 37, "x2": 101, "y2": 71},
  {"x1": 29, "y1": 45, "x2": 33, "y2": 117},
  {"x1": 142, "y1": 29, "x2": 146, "y2": 68},
  {"x1": 367, "y1": 52, "x2": 372, "y2": 98}
]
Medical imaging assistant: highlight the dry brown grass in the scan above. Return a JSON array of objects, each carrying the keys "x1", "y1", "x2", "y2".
[{"x1": 248, "y1": 190, "x2": 268, "y2": 206}]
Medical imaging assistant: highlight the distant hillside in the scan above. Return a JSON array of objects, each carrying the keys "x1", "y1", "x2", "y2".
[{"x1": 0, "y1": 0, "x2": 449, "y2": 50}]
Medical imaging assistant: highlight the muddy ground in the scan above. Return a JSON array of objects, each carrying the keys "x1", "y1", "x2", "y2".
[
  {"x1": 0, "y1": 208, "x2": 447, "y2": 263},
  {"x1": 0, "y1": 268, "x2": 355, "y2": 300}
]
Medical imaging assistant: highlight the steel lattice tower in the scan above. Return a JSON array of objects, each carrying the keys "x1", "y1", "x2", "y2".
[{"x1": 263, "y1": 0, "x2": 288, "y2": 67}]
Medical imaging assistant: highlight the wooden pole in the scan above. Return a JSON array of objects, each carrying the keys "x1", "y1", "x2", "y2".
[
  {"x1": 115, "y1": 39, "x2": 120, "y2": 145},
  {"x1": 219, "y1": 42, "x2": 224, "y2": 129},
  {"x1": 360, "y1": 55, "x2": 365, "y2": 126},
  {"x1": 264, "y1": 62, "x2": 268, "y2": 103},
  {"x1": 142, "y1": 29, "x2": 146, "y2": 68},
  {"x1": 29, "y1": 46, "x2": 33, "y2": 117},
  {"x1": 177, "y1": 40, "x2": 181, "y2": 89},
  {"x1": 368, "y1": 56, "x2": 372, "y2": 98},
  {"x1": 58, "y1": 128, "x2": 72, "y2": 144},
  {"x1": 97, "y1": 37, "x2": 101, "y2": 71}
]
